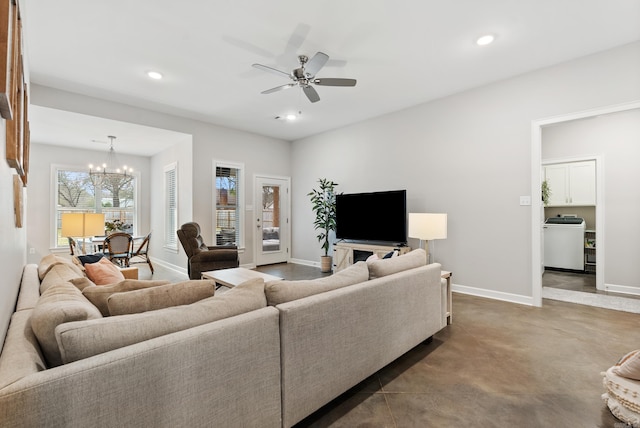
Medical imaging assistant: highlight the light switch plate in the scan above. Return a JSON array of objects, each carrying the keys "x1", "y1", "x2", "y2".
[{"x1": 520, "y1": 196, "x2": 531, "y2": 206}]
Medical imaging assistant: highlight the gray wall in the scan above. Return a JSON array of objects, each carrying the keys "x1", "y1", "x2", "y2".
[
  {"x1": 291, "y1": 41, "x2": 640, "y2": 303},
  {"x1": 542, "y1": 108, "x2": 640, "y2": 290}
]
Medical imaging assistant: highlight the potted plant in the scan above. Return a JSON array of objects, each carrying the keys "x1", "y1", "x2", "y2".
[
  {"x1": 542, "y1": 180, "x2": 551, "y2": 206},
  {"x1": 308, "y1": 178, "x2": 338, "y2": 273}
]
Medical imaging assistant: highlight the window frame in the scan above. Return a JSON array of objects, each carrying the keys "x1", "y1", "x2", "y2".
[
  {"x1": 213, "y1": 159, "x2": 245, "y2": 250},
  {"x1": 163, "y1": 162, "x2": 179, "y2": 252},
  {"x1": 51, "y1": 163, "x2": 140, "y2": 250}
]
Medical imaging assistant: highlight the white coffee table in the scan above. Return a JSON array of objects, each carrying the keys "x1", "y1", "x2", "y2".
[{"x1": 201, "y1": 267, "x2": 282, "y2": 288}]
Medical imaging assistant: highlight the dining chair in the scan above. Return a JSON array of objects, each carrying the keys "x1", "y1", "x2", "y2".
[
  {"x1": 67, "y1": 237, "x2": 81, "y2": 256},
  {"x1": 130, "y1": 232, "x2": 154, "y2": 274},
  {"x1": 104, "y1": 232, "x2": 133, "y2": 267}
]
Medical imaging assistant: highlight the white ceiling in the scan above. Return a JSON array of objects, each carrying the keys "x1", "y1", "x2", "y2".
[{"x1": 22, "y1": 0, "x2": 640, "y2": 156}]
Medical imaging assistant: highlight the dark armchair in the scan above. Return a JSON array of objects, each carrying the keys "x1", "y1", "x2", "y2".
[{"x1": 177, "y1": 222, "x2": 239, "y2": 279}]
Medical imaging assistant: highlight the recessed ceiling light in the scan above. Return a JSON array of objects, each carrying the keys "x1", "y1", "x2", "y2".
[
  {"x1": 147, "y1": 71, "x2": 163, "y2": 80},
  {"x1": 476, "y1": 34, "x2": 495, "y2": 46}
]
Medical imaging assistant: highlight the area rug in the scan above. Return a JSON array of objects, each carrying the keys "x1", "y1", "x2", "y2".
[{"x1": 542, "y1": 287, "x2": 640, "y2": 314}]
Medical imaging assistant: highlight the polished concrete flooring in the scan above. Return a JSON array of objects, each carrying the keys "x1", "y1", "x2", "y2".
[{"x1": 149, "y1": 262, "x2": 638, "y2": 427}]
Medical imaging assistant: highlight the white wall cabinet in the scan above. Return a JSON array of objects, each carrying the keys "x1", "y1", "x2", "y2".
[{"x1": 544, "y1": 160, "x2": 596, "y2": 206}]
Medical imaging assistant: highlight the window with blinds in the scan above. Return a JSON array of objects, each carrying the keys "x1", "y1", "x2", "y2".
[
  {"x1": 164, "y1": 163, "x2": 178, "y2": 250},
  {"x1": 54, "y1": 167, "x2": 136, "y2": 248},
  {"x1": 214, "y1": 161, "x2": 244, "y2": 248}
]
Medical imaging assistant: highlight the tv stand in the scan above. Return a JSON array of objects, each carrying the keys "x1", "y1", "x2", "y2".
[{"x1": 333, "y1": 242, "x2": 411, "y2": 272}]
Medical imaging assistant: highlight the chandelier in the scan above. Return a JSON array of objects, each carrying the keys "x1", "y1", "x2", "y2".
[{"x1": 88, "y1": 136, "x2": 133, "y2": 185}]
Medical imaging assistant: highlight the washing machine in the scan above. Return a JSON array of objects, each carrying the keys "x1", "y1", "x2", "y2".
[{"x1": 543, "y1": 217, "x2": 586, "y2": 270}]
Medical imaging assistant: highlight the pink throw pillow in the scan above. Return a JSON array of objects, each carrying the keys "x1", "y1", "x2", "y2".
[{"x1": 84, "y1": 258, "x2": 125, "y2": 285}]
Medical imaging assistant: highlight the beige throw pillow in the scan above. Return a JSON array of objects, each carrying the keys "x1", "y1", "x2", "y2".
[
  {"x1": 39, "y1": 263, "x2": 85, "y2": 294},
  {"x1": 82, "y1": 279, "x2": 171, "y2": 316},
  {"x1": 56, "y1": 277, "x2": 266, "y2": 364},
  {"x1": 31, "y1": 282, "x2": 102, "y2": 367},
  {"x1": 613, "y1": 349, "x2": 640, "y2": 380},
  {"x1": 265, "y1": 261, "x2": 369, "y2": 305},
  {"x1": 366, "y1": 248, "x2": 427, "y2": 279},
  {"x1": 107, "y1": 280, "x2": 216, "y2": 315}
]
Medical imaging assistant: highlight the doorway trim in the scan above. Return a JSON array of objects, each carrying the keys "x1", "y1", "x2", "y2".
[
  {"x1": 530, "y1": 100, "x2": 640, "y2": 307},
  {"x1": 253, "y1": 174, "x2": 291, "y2": 266}
]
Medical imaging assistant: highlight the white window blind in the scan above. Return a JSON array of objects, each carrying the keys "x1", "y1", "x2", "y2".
[{"x1": 164, "y1": 163, "x2": 178, "y2": 250}]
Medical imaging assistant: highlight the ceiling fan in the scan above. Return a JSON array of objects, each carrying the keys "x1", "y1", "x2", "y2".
[{"x1": 252, "y1": 52, "x2": 356, "y2": 103}]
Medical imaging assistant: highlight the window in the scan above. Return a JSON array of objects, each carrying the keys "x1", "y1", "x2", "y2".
[
  {"x1": 214, "y1": 160, "x2": 244, "y2": 248},
  {"x1": 164, "y1": 162, "x2": 178, "y2": 250},
  {"x1": 54, "y1": 166, "x2": 136, "y2": 247}
]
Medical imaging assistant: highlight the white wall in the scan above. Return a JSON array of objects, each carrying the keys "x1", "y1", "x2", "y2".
[
  {"x1": 542, "y1": 108, "x2": 640, "y2": 290},
  {"x1": 150, "y1": 138, "x2": 193, "y2": 270},
  {"x1": 291, "y1": 41, "x2": 640, "y2": 303},
  {"x1": 0, "y1": 120, "x2": 28, "y2": 351},
  {"x1": 26, "y1": 143, "x2": 152, "y2": 263}
]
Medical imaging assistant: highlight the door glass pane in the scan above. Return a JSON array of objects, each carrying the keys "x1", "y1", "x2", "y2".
[{"x1": 262, "y1": 185, "x2": 280, "y2": 252}]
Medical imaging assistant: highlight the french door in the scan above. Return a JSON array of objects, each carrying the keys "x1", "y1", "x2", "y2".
[{"x1": 255, "y1": 175, "x2": 290, "y2": 266}]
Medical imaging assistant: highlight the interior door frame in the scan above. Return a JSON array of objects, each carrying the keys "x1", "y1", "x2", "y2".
[
  {"x1": 530, "y1": 100, "x2": 640, "y2": 307},
  {"x1": 253, "y1": 174, "x2": 291, "y2": 266}
]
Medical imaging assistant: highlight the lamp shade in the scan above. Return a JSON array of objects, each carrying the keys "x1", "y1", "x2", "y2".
[
  {"x1": 61, "y1": 213, "x2": 105, "y2": 237},
  {"x1": 408, "y1": 213, "x2": 448, "y2": 240},
  {"x1": 61, "y1": 213, "x2": 85, "y2": 237}
]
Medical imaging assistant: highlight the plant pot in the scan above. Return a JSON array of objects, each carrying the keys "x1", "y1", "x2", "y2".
[{"x1": 320, "y1": 255, "x2": 333, "y2": 273}]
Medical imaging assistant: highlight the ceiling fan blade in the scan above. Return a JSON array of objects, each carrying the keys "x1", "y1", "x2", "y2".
[
  {"x1": 261, "y1": 83, "x2": 295, "y2": 94},
  {"x1": 313, "y1": 78, "x2": 357, "y2": 87},
  {"x1": 302, "y1": 85, "x2": 320, "y2": 103},
  {"x1": 304, "y1": 52, "x2": 329, "y2": 77},
  {"x1": 252, "y1": 63, "x2": 291, "y2": 79}
]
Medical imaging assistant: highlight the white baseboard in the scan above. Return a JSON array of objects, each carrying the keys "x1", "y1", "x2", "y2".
[
  {"x1": 290, "y1": 258, "x2": 320, "y2": 268},
  {"x1": 605, "y1": 283, "x2": 640, "y2": 297},
  {"x1": 150, "y1": 259, "x2": 187, "y2": 276},
  {"x1": 452, "y1": 283, "x2": 534, "y2": 306}
]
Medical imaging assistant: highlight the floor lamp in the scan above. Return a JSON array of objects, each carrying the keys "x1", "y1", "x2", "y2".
[
  {"x1": 61, "y1": 213, "x2": 105, "y2": 255},
  {"x1": 408, "y1": 213, "x2": 448, "y2": 264}
]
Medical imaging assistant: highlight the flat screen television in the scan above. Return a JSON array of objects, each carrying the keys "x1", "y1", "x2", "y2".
[{"x1": 335, "y1": 189, "x2": 407, "y2": 244}]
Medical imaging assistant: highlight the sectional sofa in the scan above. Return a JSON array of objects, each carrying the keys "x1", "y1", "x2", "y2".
[{"x1": 0, "y1": 249, "x2": 446, "y2": 427}]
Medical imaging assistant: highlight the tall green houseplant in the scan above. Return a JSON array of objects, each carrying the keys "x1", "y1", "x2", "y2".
[{"x1": 308, "y1": 178, "x2": 338, "y2": 272}]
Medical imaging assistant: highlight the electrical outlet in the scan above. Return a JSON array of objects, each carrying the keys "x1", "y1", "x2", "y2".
[
  {"x1": 520, "y1": 196, "x2": 531, "y2": 206},
  {"x1": 29, "y1": 248, "x2": 35, "y2": 254}
]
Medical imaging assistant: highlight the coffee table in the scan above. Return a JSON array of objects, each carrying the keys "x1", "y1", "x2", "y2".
[{"x1": 201, "y1": 267, "x2": 282, "y2": 288}]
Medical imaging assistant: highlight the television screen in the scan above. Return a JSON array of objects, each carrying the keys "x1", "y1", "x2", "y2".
[{"x1": 335, "y1": 190, "x2": 407, "y2": 244}]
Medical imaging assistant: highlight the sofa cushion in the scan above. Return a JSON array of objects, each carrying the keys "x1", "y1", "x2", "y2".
[
  {"x1": 31, "y1": 282, "x2": 103, "y2": 367},
  {"x1": 82, "y1": 279, "x2": 171, "y2": 316},
  {"x1": 107, "y1": 280, "x2": 216, "y2": 315},
  {"x1": 613, "y1": 349, "x2": 640, "y2": 380},
  {"x1": 39, "y1": 262, "x2": 85, "y2": 294},
  {"x1": 56, "y1": 277, "x2": 267, "y2": 364},
  {"x1": 69, "y1": 276, "x2": 97, "y2": 291},
  {"x1": 0, "y1": 310, "x2": 47, "y2": 388},
  {"x1": 367, "y1": 248, "x2": 427, "y2": 279},
  {"x1": 265, "y1": 261, "x2": 369, "y2": 305},
  {"x1": 37, "y1": 254, "x2": 83, "y2": 281},
  {"x1": 84, "y1": 257, "x2": 126, "y2": 285}
]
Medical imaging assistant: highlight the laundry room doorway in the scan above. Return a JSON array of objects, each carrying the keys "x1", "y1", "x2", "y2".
[{"x1": 531, "y1": 100, "x2": 640, "y2": 307}]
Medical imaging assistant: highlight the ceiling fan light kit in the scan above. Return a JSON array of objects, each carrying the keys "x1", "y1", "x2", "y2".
[{"x1": 253, "y1": 51, "x2": 356, "y2": 103}]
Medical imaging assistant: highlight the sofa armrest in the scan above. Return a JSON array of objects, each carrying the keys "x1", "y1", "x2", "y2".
[{"x1": 194, "y1": 248, "x2": 238, "y2": 262}]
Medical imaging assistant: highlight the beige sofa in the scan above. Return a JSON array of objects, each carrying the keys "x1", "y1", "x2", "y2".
[{"x1": 0, "y1": 249, "x2": 445, "y2": 427}]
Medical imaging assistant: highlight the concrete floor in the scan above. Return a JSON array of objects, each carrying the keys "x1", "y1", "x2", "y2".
[{"x1": 149, "y1": 262, "x2": 637, "y2": 426}]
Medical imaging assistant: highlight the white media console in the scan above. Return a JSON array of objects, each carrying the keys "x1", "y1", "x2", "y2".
[{"x1": 333, "y1": 242, "x2": 411, "y2": 272}]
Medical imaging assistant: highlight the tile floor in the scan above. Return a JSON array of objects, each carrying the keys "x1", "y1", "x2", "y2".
[{"x1": 150, "y1": 262, "x2": 638, "y2": 427}]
